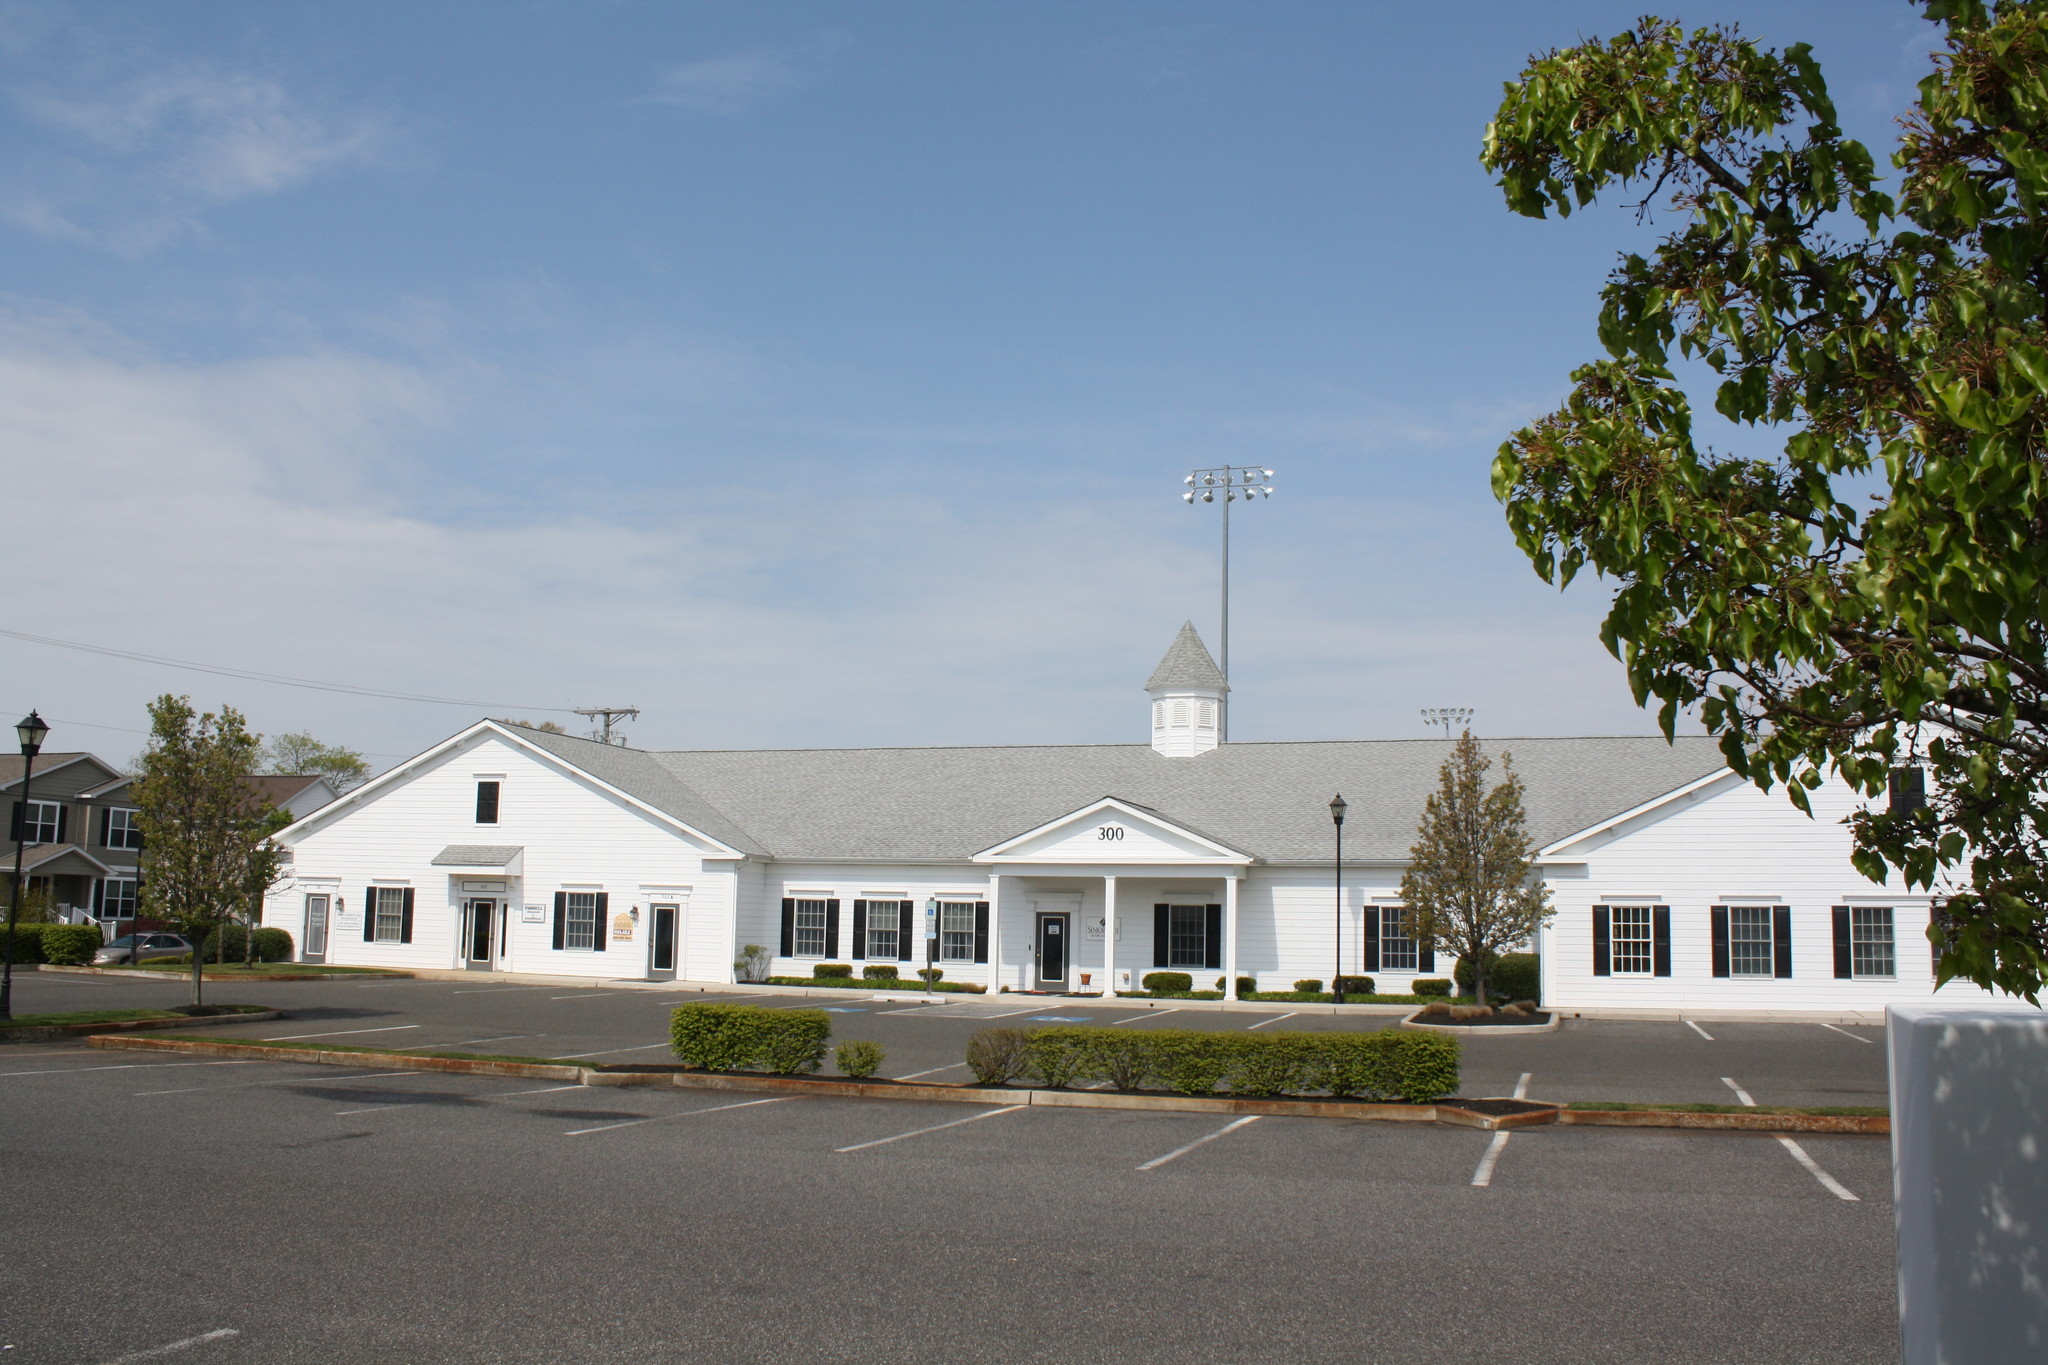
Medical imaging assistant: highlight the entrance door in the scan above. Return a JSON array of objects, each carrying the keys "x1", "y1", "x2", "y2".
[
  {"x1": 1035, "y1": 913, "x2": 1071, "y2": 991},
  {"x1": 649, "y1": 904, "x2": 678, "y2": 980},
  {"x1": 465, "y1": 899, "x2": 496, "y2": 970},
  {"x1": 303, "y1": 894, "x2": 329, "y2": 963}
]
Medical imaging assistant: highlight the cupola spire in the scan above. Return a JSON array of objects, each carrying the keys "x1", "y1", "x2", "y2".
[{"x1": 1146, "y1": 622, "x2": 1226, "y2": 757}]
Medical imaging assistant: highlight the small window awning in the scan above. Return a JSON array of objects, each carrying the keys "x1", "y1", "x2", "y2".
[{"x1": 431, "y1": 845, "x2": 524, "y2": 873}]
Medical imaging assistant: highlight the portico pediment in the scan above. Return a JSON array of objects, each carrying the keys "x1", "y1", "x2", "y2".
[{"x1": 972, "y1": 797, "x2": 1252, "y2": 865}]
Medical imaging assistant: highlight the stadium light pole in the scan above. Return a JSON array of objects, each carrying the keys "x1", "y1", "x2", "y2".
[
  {"x1": 1183, "y1": 465, "x2": 1273, "y2": 742},
  {"x1": 1421, "y1": 707, "x2": 1474, "y2": 739},
  {"x1": 0, "y1": 710, "x2": 50, "y2": 1022}
]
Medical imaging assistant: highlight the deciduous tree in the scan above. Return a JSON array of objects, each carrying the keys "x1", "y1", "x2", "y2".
[
  {"x1": 1400, "y1": 734, "x2": 1551, "y2": 1006},
  {"x1": 263, "y1": 731, "x2": 370, "y2": 792},
  {"x1": 1484, "y1": 1, "x2": 2048, "y2": 999}
]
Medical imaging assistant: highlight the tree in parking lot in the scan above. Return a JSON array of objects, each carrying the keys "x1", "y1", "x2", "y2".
[
  {"x1": 131, "y1": 696, "x2": 289, "y2": 1006},
  {"x1": 1400, "y1": 733, "x2": 1551, "y2": 1007}
]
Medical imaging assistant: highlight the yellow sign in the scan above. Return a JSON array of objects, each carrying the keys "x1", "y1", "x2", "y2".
[{"x1": 611, "y1": 913, "x2": 635, "y2": 941}]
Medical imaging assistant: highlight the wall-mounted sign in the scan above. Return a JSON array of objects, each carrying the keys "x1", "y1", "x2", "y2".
[
  {"x1": 1082, "y1": 917, "x2": 1122, "y2": 943},
  {"x1": 521, "y1": 904, "x2": 545, "y2": 923},
  {"x1": 460, "y1": 880, "x2": 505, "y2": 893},
  {"x1": 611, "y1": 913, "x2": 635, "y2": 941}
]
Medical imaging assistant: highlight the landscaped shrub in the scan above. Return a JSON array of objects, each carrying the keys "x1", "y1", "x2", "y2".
[
  {"x1": 1449, "y1": 1004, "x2": 1491, "y2": 1021},
  {"x1": 996, "y1": 1025, "x2": 1461, "y2": 1102},
  {"x1": 1418, "y1": 1000, "x2": 1452, "y2": 1017},
  {"x1": 966, "y1": 1027, "x2": 1033, "y2": 1086},
  {"x1": 813, "y1": 963, "x2": 854, "y2": 979},
  {"x1": 1412, "y1": 978, "x2": 1453, "y2": 997},
  {"x1": 39, "y1": 924, "x2": 102, "y2": 966},
  {"x1": 1452, "y1": 952, "x2": 1540, "y2": 1003},
  {"x1": 1294, "y1": 979, "x2": 1323, "y2": 994},
  {"x1": 1141, "y1": 971, "x2": 1193, "y2": 993},
  {"x1": 862, "y1": 964, "x2": 900, "y2": 980},
  {"x1": 1023, "y1": 1027, "x2": 1092, "y2": 1088},
  {"x1": 198, "y1": 925, "x2": 295, "y2": 963},
  {"x1": 1228, "y1": 1033, "x2": 1314, "y2": 1096},
  {"x1": 834, "y1": 1040, "x2": 883, "y2": 1079},
  {"x1": 734, "y1": 944, "x2": 771, "y2": 982},
  {"x1": 1146, "y1": 1029, "x2": 1236, "y2": 1095},
  {"x1": 670, "y1": 1002, "x2": 830, "y2": 1073},
  {"x1": 916, "y1": 967, "x2": 944, "y2": 982},
  {"x1": 0, "y1": 924, "x2": 48, "y2": 964},
  {"x1": 1081, "y1": 1029, "x2": 1151, "y2": 1091},
  {"x1": 1333, "y1": 975, "x2": 1375, "y2": 996}
]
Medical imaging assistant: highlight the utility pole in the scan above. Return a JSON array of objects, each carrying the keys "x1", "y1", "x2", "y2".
[{"x1": 573, "y1": 707, "x2": 640, "y2": 746}]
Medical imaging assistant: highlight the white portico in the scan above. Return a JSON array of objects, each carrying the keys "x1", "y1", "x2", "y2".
[{"x1": 974, "y1": 796, "x2": 1255, "y2": 997}]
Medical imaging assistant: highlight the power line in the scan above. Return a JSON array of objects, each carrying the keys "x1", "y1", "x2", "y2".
[{"x1": 0, "y1": 627, "x2": 581, "y2": 714}]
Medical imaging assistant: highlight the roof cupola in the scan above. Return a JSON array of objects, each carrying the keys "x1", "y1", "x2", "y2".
[{"x1": 1146, "y1": 622, "x2": 1227, "y2": 758}]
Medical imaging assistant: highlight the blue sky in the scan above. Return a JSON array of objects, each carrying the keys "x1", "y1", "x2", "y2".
[{"x1": 0, "y1": 1, "x2": 1942, "y2": 765}]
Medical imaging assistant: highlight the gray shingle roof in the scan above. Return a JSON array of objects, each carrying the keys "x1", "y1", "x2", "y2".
[
  {"x1": 1145, "y1": 622, "x2": 1228, "y2": 692},
  {"x1": 431, "y1": 845, "x2": 525, "y2": 867},
  {"x1": 632, "y1": 735, "x2": 1726, "y2": 863},
  {"x1": 496, "y1": 724, "x2": 768, "y2": 855}
]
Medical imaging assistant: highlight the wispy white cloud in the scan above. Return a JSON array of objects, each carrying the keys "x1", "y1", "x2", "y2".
[
  {"x1": 645, "y1": 35, "x2": 845, "y2": 116},
  {"x1": 4, "y1": 62, "x2": 390, "y2": 253}
]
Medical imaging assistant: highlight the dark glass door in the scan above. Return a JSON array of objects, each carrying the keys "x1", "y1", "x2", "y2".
[
  {"x1": 303, "y1": 895, "x2": 329, "y2": 962},
  {"x1": 1035, "y1": 913, "x2": 1070, "y2": 990},
  {"x1": 466, "y1": 899, "x2": 495, "y2": 969},
  {"x1": 650, "y1": 904, "x2": 678, "y2": 978}
]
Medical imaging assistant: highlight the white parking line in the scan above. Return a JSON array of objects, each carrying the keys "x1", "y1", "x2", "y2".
[
  {"x1": 1721, "y1": 1077, "x2": 1757, "y2": 1107},
  {"x1": 548, "y1": 992, "x2": 624, "y2": 1001},
  {"x1": 1109, "y1": 1009, "x2": 1181, "y2": 1026},
  {"x1": 1686, "y1": 1020, "x2": 1715, "y2": 1041},
  {"x1": 99, "y1": 1327, "x2": 239, "y2": 1363},
  {"x1": 1137, "y1": 1115, "x2": 1261, "y2": 1170},
  {"x1": 1471, "y1": 1131, "x2": 1511, "y2": 1187},
  {"x1": 1777, "y1": 1136, "x2": 1860, "y2": 1201},
  {"x1": 835, "y1": 1105, "x2": 1026, "y2": 1153},
  {"x1": 0, "y1": 1061, "x2": 255, "y2": 1078},
  {"x1": 479, "y1": 1084, "x2": 585, "y2": 1100},
  {"x1": 1819, "y1": 1022, "x2": 1875, "y2": 1044},
  {"x1": 450, "y1": 986, "x2": 559, "y2": 995},
  {"x1": 565, "y1": 1095, "x2": 795, "y2": 1136},
  {"x1": 549, "y1": 1043, "x2": 670, "y2": 1059},
  {"x1": 264, "y1": 1025, "x2": 420, "y2": 1041},
  {"x1": 1513, "y1": 1072, "x2": 1532, "y2": 1100},
  {"x1": 1245, "y1": 1012, "x2": 1298, "y2": 1030},
  {"x1": 334, "y1": 1105, "x2": 401, "y2": 1115},
  {"x1": 896, "y1": 1062, "x2": 969, "y2": 1079},
  {"x1": 435, "y1": 1034, "x2": 531, "y2": 1048}
]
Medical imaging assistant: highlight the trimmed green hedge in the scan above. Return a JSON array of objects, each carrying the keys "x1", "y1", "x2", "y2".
[
  {"x1": 764, "y1": 976, "x2": 983, "y2": 992},
  {"x1": 813, "y1": 962, "x2": 853, "y2": 979},
  {"x1": 1011, "y1": 1025, "x2": 1459, "y2": 1102},
  {"x1": 40, "y1": 924, "x2": 102, "y2": 966},
  {"x1": 1141, "y1": 971, "x2": 1193, "y2": 993},
  {"x1": 0, "y1": 924, "x2": 49, "y2": 964},
  {"x1": 1412, "y1": 978, "x2": 1453, "y2": 997},
  {"x1": 670, "y1": 1002, "x2": 830, "y2": 1074},
  {"x1": 198, "y1": 926, "x2": 295, "y2": 963},
  {"x1": 1455, "y1": 952, "x2": 1540, "y2": 1002}
]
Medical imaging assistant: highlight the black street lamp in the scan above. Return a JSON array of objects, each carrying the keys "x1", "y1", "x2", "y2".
[
  {"x1": 1, "y1": 710, "x2": 51, "y2": 1023},
  {"x1": 1330, "y1": 794, "x2": 1347, "y2": 1007}
]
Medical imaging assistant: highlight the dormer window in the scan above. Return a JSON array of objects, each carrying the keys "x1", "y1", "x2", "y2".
[{"x1": 475, "y1": 780, "x2": 501, "y2": 825}]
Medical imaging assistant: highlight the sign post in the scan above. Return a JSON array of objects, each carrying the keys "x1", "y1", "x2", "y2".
[{"x1": 924, "y1": 898, "x2": 938, "y2": 994}]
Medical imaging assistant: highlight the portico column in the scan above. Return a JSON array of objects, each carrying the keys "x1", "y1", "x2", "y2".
[
  {"x1": 1225, "y1": 874, "x2": 1240, "y2": 1001},
  {"x1": 1102, "y1": 875, "x2": 1117, "y2": 997},
  {"x1": 987, "y1": 873, "x2": 1002, "y2": 993}
]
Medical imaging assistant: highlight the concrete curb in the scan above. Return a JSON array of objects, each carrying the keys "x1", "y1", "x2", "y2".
[
  {"x1": 88, "y1": 1034, "x2": 587, "y2": 1081},
  {"x1": 1435, "y1": 1101, "x2": 1565, "y2": 1131},
  {"x1": 2, "y1": 1009, "x2": 282, "y2": 1044},
  {"x1": 38, "y1": 964, "x2": 414, "y2": 982},
  {"x1": 1400, "y1": 1009, "x2": 1564, "y2": 1036},
  {"x1": 1559, "y1": 1107, "x2": 1889, "y2": 1135}
]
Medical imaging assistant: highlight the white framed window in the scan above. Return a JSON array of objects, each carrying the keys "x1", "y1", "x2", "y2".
[
  {"x1": 1729, "y1": 906, "x2": 1775, "y2": 977},
  {"x1": 562, "y1": 892, "x2": 598, "y2": 951},
  {"x1": 1610, "y1": 905, "x2": 1655, "y2": 975},
  {"x1": 792, "y1": 898, "x2": 829, "y2": 957},
  {"x1": 1380, "y1": 905, "x2": 1418, "y2": 971},
  {"x1": 14, "y1": 800, "x2": 60, "y2": 844},
  {"x1": 939, "y1": 901, "x2": 977, "y2": 962},
  {"x1": 1167, "y1": 904, "x2": 1207, "y2": 968},
  {"x1": 475, "y1": 780, "x2": 501, "y2": 825},
  {"x1": 1852, "y1": 906, "x2": 1896, "y2": 978},
  {"x1": 97, "y1": 878, "x2": 138, "y2": 919},
  {"x1": 104, "y1": 808, "x2": 143, "y2": 851},
  {"x1": 865, "y1": 902, "x2": 901, "y2": 960},
  {"x1": 373, "y1": 887, "x2": 408, "y2": 944}
]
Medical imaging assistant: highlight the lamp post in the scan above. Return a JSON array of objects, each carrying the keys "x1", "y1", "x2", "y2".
[
  {"x1": 923, "y1": 897, "x2": 937, "y2": 994},
  {"x1": 0, "y1": 710, "x2": 51, "y2": 1023},
  {"x1": 1330, "y1": 793, "x2": 1347, "y2": 1006},
  {"x1": 1183, "y1": 465, "x2": 1274, "y2": 742},
  {"x1": 1421, "y1": 707, "x2": 1473, "y2": 739}
]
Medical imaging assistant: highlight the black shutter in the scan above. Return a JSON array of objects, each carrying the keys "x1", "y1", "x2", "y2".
[
  {"x1": 1833, "y1": 907, "x2": 1853, "y2": 978},
  {"x1": 92, "y1": 878, "x2": 104, "y2": 914},
  {"x1": 1711, "y1": 907, "x2": 1730, "y2": 978},
  {"x1": 98, "y1": 807, "x2": 111, "y2": 847},
  {"x1": 1153, "y1": 905, "x2": 1170, "y2": 966},
  {"x1": 1592, "y1": 906, "x2": 1611, "y2": 976},
  {"x1": 851, "y1": 901, "x2": 868, "y2": 959},
  {"x1": 824, "y1": 899, "x2": 840, "y2": 958},
  {"x1": 898, "y1": 901, "x2": 915, "y2": 960},
  {"x1": 1204, "y1": 904, "x2": 1222, "y2": 970},
  {"x1": 553, "y1": 891, "x2": 568, "y2": 950},
  {"x1": 1652, "y1": 906, "x2": 1672, "y2": 977},
  {"x1": 56, "y1": 805, "x2": 67, "y2": 843},
  {"x1": 1363, "y1": 906, "x2": 1381, "y2": 972},
  {"x1": 591, "y1": 892, "x2": 608, "y2": 952},
  {"x1": 974, "y1": 901, "x2": 989, "y2": 964},
  {"x1": 1773, "y1": 906, "x2": 1793, "y2": 978},
  {"x1": 779, "y1": 898, "x2": 795, "y2": 957},
  {"x1": 399, "y1": 888, "x2": 415, "y2": 944},
  {"x1": 365, "y1": 888, "x2": 378, "y2": 941}
]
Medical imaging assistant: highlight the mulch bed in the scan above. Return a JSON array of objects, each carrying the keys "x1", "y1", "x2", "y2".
[
  {"x1": 1415, "y1": 1011, "x2": 1554, "y2": 1028},
  {"x1": 1440, "y1": 1098, "x2": 1558, "y2": 1117}
]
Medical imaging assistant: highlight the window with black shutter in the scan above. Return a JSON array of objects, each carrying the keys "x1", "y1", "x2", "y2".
[
  {"x1": 851, "y1": 901, "x2": 870, "y2": 959},
  {"x1": 591, "y1": 892, "x2": 608, "y2": 953},
  {"x1": 974, "y1": 902, "x2": 990, "y2": 964},
  {"x1": 1832, "y1": 906, "x2": 1853, "y2": 979},
  {"x1": 475, "y1": 781, "x2": 501, "y2": 825},
  {"x1": 1592, "y1": 906, "x2": 1611, "y2": 976},
  {"x1": 897, "y1": 901, "x2": 915, "y2": 961},
  {"x1": 1363, "y1": 906, "x2": 1381, "y2": 972},
  {"x1": 1652, "y1": 906, "x2": 1672, "y2": 977},
  {"x1": 1203, "y1": 904, "x2": 1222, "y2": 970},
  {"x1": 1711, "y1": 907, "x2": 1731, "y2": 978},
  {"x1": 1772, "y1": 906, "x2": 1794, "y2": 978},
  {"x1": 554, "y1": 891, "x2": 569, "y2": 950},
  {"x1": 1889, "y1": 767, "x2": 1926, "y2": 813}
]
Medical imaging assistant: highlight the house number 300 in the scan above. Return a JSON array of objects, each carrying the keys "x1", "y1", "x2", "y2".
[{"x1": 1096, "y1": 825, "x2": 1125, "y2": 841}]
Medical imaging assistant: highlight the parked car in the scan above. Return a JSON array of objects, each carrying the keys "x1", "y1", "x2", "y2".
[{"x1": 95, "y1": 933, "x2": 193, "y2": 965}]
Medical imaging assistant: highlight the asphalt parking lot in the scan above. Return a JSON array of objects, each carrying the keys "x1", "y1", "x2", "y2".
[
  {"x1": 4, "y1": 973, "x2": 1896, "y2": 1364},
  {"x1": 5, "y1": 970, "x2": 1891, "y2": 1106}
]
